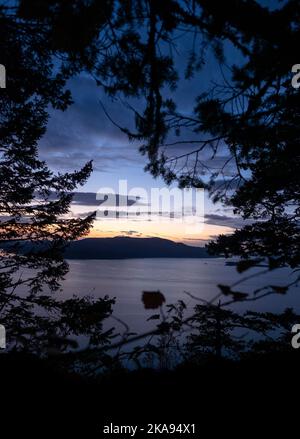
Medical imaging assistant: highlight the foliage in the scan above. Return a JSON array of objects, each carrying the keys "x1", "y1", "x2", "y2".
[
  {"x1": 0, "y1": 1, "x2": 117, "y2": 354},
  {"x1": 1, "y1": 0, "x2": 300, "y2": 365},
  {"x1": 73, "y1": 0, "x2": 300, "y2": 273}
]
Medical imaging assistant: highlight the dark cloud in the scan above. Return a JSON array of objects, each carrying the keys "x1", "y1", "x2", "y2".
[
  {"x1": 37, "y1": 64, "x2": 240, "y2": 180},
  {"x1": 72, "y1": 208, "x2": 188, "y2": 221},
  {"x1": 38, "y1": 64, "x2": 236, "y2": 175},
  {"x1": 72, "y1": 192, "x2": 139, "y2": 207},
  {"x1": 211, "y1": 177, "x2": 244, "y2": 191},
  {"x1": 39, "y1": 75, "x2": 143, "y2": 172},
  {"x1": 204, "y1": 213, "x2": 252, "y2": 229},
  {"x1": 41, "y1": 191, "x2": 139, "y2": 206}
]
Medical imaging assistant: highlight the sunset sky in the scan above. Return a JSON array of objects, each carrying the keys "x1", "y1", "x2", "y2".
[
  {"x1": 37, "y1": 1, "x2": 283, "y2": 245},
  {"x1": 38, "y1": 37, "x2": 253, "y2": 245}
]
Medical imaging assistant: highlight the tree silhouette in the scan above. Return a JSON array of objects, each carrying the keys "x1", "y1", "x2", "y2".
[
  {"x1": 1, "y1": 0, "x2": 299, "y2": 357},
  {"x1": 0, "y1": 1, "x2": 119, "y2": 353},
  {"x1": 185, "y1": 304, "x2": 297, "y2": 361},
  {"x1": 88, "y1": 0, "x2": 300, "y2": 290}
]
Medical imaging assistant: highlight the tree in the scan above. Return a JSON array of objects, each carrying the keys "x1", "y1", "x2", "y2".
[
  {"x1": 185, "y1": 304, "x2": 300, "y2": 361},
  {"x1": 91, "y1": 0, "x2": 300, "y2": 293},
  {"x1": 0, "y1": 1, "x2": 118, "y2": 354},
  {"x1": 1, "y1": 0, "x2": 299, "y2": 358}
]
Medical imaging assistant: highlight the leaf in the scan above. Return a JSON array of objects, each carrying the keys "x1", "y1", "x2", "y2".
[
  {"x1": 142, "y1": 291, "x2": 166, "y2": 309},
  {"x1": 147, "y1": 314, "x2": 160, "y2": 321},
  {"x1": 271, "y1": 285, "x2": 288, "y2": 295},
  {"x1": 157, "y1": 322, "x2": 170, "y2": 334},
  {"x1": 232, "y1": 292, "x2": 248, "y2": 301},
  {"x1": 236, "y1": 258, "x2": 263, "y2": 273},
  {"x1": 218, "y1": 284, "x2": 232, "y2": 296},
  {"x1": 218, "y1": 284, "x2": 248, "y2": 301}
]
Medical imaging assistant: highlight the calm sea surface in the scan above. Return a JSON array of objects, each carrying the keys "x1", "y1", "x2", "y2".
[{"x1": 60, "y1": 258, "x2": 300, "y2": 334}]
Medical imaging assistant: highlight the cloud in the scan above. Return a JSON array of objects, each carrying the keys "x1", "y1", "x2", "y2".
[
  {"x1": 39, "y1": 75, "x2": 142, "y2": 172},
  {"x1": 36, "y1": 191, "x2": 140, "y2": 207},
  {"x1": 72, "y1": 192, "x2": 139, "y2": 207},
  {"x1": 120, "y1": 230, "x2": 142, "y2": 236},
  {"x1": 73, "y1": 210, "x2": 96, "y2": 219},
  {"x1": 211, "y1": 178, "x2": 243, "y2": 191},
  {"x1": 204, "y1": 213, "x2": 251, "y2": 229}
]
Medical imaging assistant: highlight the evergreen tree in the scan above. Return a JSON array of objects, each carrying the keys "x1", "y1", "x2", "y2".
[
  {"x1": 91, "y1": 0, "x2": 300, "y2": 289},
  {"x1": 0, "y1": 1, "x2": 116, "y2": 354}
]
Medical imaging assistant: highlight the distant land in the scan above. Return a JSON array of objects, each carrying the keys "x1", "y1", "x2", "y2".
[
  {"x1": 63, "y1": 237, "x2": 211, "y2": 259},
  {"x1": 0, "y1": 237, "x2": 213, "y2": 259}
]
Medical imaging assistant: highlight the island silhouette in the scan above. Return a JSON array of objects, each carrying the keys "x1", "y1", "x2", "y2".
[{"x1": 63, "y1": 236, "x2": 211, "y2": 259}]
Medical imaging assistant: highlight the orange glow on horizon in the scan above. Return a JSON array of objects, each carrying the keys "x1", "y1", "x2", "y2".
[{"x1": 84, "y1": 219, "x2": 233, "y2": 246}]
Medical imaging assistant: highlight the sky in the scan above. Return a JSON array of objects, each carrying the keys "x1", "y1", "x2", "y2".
[
  {"x1": 39, "y1": 71, "x2": 240, "y2": 245},
  {"x1": 38, "y1": 0, "x2": 280, "y2": 245}
]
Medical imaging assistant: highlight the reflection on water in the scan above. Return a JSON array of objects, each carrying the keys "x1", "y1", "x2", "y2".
[{"x1": 59, "y1": 258, "x2": 300, "y2": 334}]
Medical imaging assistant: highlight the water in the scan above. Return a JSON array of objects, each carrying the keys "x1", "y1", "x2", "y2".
[{"x1": 59, "y1": 258, "x2": 300, "y2": 334}]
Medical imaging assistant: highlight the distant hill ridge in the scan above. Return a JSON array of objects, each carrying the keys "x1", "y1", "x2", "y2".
[
  {"x1": 63, "y1": 236, "x2": 210, "y2": 259},
  {"x1": 0, "y1": 236, "x2": 211, "y2": 259}
]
